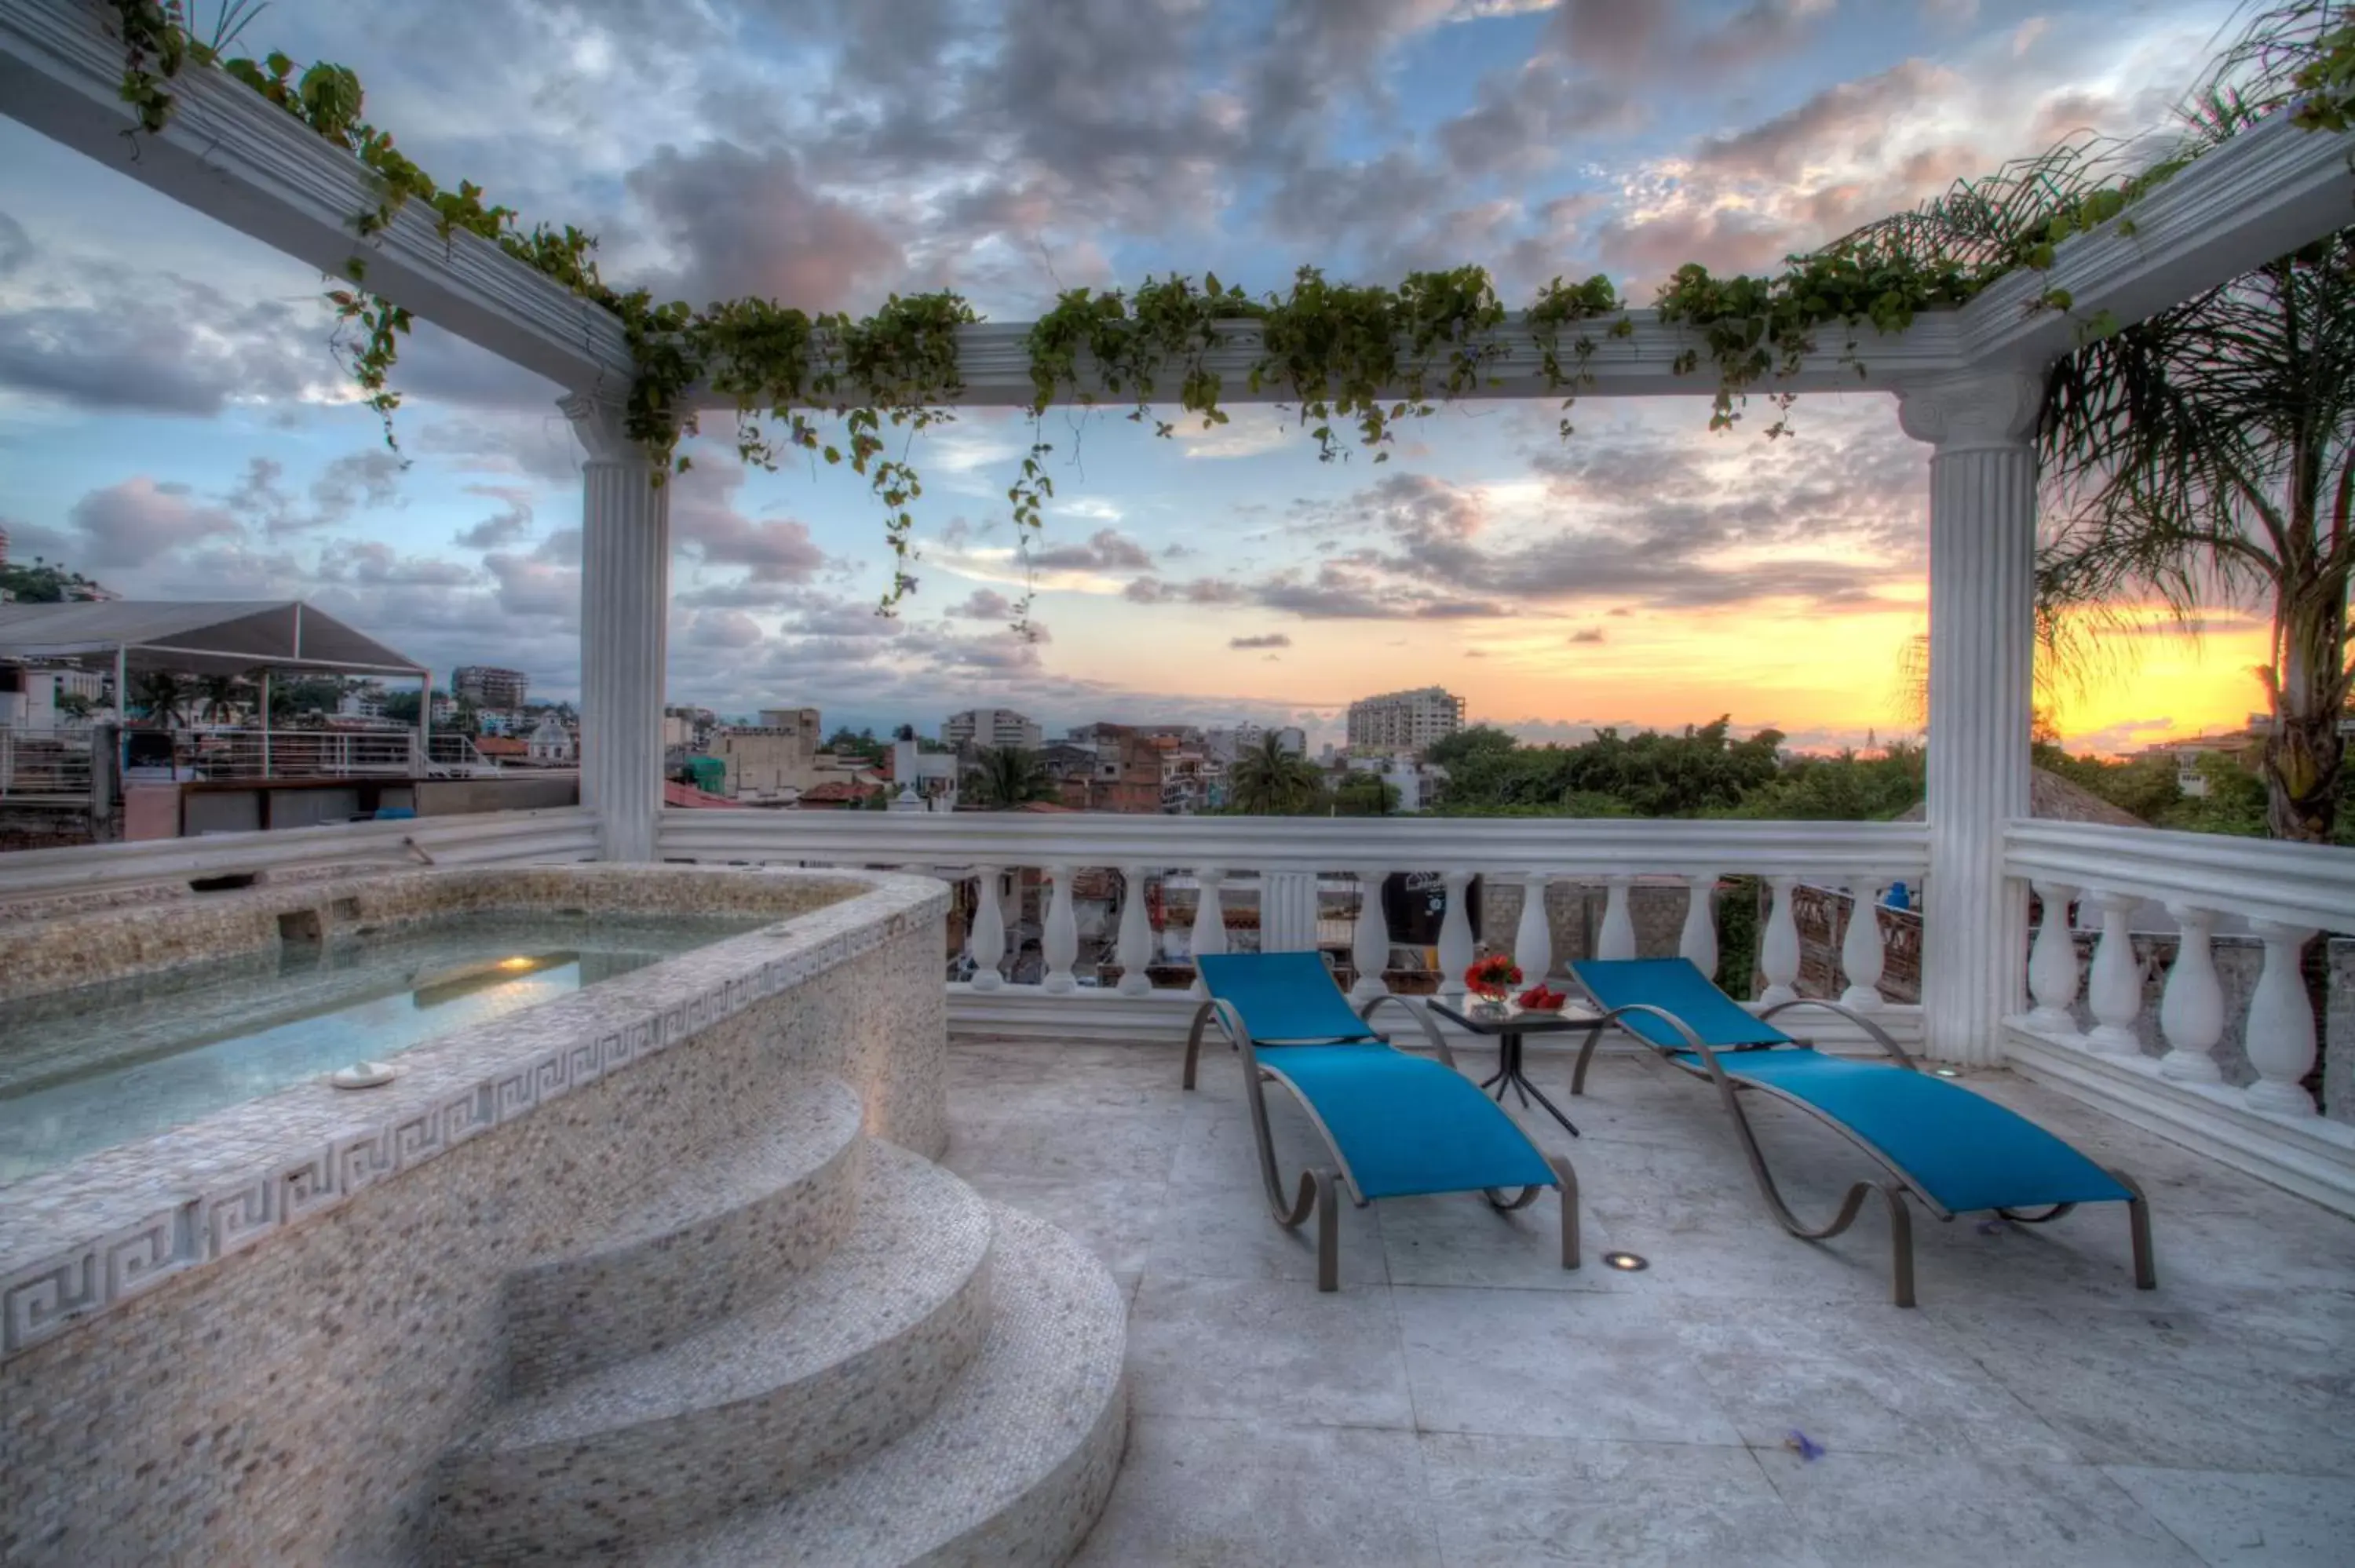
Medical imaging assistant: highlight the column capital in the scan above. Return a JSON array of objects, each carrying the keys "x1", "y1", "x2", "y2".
[
  {"x1": 559, "y1": 389, "x2": 637, "y2": 465},
  {"x1": 1895, "y1": 370, "x2": 2042, "y2": 453}
]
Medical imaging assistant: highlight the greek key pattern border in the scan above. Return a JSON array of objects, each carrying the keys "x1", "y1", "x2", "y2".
[{"x1": 0, "y1": 879, "x2": 941, "y2": 1362}]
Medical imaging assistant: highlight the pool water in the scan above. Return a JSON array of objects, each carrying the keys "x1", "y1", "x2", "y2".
[{"x1": 0, "y1": 913, "x2": 767, "y2": 1183}]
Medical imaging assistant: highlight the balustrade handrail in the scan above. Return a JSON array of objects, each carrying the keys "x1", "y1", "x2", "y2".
[
  {"x1": 0, "y1": 806, "x2": 601, "y2": 901},
  {"x1": 2006, "y1": 820, "x2": 2355, "y2": 933},
  {"x1": 655, "y1": 808, "x2": 1930, "y2": 878}
]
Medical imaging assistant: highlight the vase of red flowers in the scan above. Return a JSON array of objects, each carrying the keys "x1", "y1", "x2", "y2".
[{"x1": 1464, "y1": 954, "x2": 1521, "y2": 1017}]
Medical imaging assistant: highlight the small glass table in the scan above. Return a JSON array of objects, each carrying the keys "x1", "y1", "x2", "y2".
[{"x1": 1424, "y1": 997, "x2": 1599, "y2": 1136}]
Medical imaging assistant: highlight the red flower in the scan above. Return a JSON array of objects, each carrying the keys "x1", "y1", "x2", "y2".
[{"x1": 1465, "y1": 954, "x2": 1521, "y2": 998}]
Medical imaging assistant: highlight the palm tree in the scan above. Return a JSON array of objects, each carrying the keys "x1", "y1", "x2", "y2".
[
  {"x1": 2036, "y1": 20, "x2": 2353, "y2": 841},
  {"x1": 967, "y1": 745, "x2": 1056, "y2": 809},
  {"x1": 132, "y1": 670, "x2": 192, "y2": 728},
  {"x1": 1846, "y1": 5, "x2": 2352, "y2": 842},
  {"x1": 1227, "y1": 732, "x2": 1322, "y2": 815},
  {"x1": 195, "y1": 673, "x2": 250, "y2": 725}
]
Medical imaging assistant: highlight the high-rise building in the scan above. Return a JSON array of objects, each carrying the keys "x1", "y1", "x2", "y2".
[
  {"x1": 943, "y1": 707, "x2": 1044, "y2": 752},
  {"x1": 454, "y1": 665, "x2": 529, "y2": 710},
  {"x1": 1345, "y1": 687, "x2": 1465, "y2": 754}
]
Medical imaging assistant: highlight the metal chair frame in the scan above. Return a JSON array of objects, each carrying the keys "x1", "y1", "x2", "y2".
[
  {"x1": 1185, "y1": 993, "x2": 1579, "y2": 1291},
  {"x1": 1569, "y1": 995, "x2": 2154, "y2": 1307}
]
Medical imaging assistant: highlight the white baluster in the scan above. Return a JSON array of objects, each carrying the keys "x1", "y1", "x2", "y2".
[
  {"x1": 1041, "y1": 862, "x2": 1078, "y2": 995},
  {"x1": 2244, "y1": 919, "x2": 2320, "y2": 1118},
  {"x1": 1513, "y1": 871, "x2": 1553, "y2": 985},
  {"x1": 1839, "y1": 877, "x2": 1888, "y2": 1011},
  {"x1": 1189, "y1": 867, "x2": 1226, "y2": 998},
  {"x1": 2083, "y1": 888, "x2": 2143, "y2": 1055},
  {"x1": 2157, "y1": 903, "x2": 2224, "y2": 1083},
  {"x1": 1437, "y1": 869, "x2": 1476, "y2": 1001},
  {"x1": 968, "y1": 864, "x2": 1006, "y2": 993},
  {"x1": 1115, "y1": 864, "x2": 1154, "y2": 997},
  {"x1": 2024, "y1": 880, "x2": 2082, "y2": 1037},
  {"x1": 1597, "y1": 875, "x2": 1637, "y2": 961},
  {"x1": 1258, "y1": 870, "x2": 1319, "y2": 953},
  {"x1": 1351, "y1": 866, "x2": 1391, "y2": 1001},
  {"x1": 1679, "y1": 872, "x2": 1719, "y2": 979},
  {"x1": 1758, "y1": 875, "x2": 1801, "y2": 1006}
]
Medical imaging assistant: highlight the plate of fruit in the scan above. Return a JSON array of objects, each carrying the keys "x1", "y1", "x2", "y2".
[{"x1": 1514, "y1": 983, "x2": 1568, "y2": 1012}]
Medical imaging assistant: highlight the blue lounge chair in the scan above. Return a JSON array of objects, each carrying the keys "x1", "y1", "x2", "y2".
[
  {"x1": 1568, "y1": 957, "x2": 2154, "y2": 1307},
  {"x1": 1185, "y1": 952, "x2": 1577, "y2": 1290}
]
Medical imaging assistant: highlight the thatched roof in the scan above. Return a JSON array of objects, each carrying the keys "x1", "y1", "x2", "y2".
[{"x1": 1896, "y1": 767, "x2": 2147, "y2": 828}]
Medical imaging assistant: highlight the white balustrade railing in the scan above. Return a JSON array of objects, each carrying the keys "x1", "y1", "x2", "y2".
[
  {"x1": 656, "y1": 810, "x2": 1930, "y2": 1031},
  {"x1": 2005, "y1": 822, "x2": 2355, "y2": 1129},
  {"x1": 0, "y1": 805, "x2": 601, "y2": 904}
]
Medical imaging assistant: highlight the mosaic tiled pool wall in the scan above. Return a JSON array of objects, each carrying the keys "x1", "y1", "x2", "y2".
[
  {"x1": 0, "y1": 862, "x2": 874, "y2": 1003},
  {"x1": 0, "y1": 866, "x2": 947, "y2": 1565}
]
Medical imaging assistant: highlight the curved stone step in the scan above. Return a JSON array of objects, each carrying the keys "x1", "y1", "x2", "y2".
[
  {"x1": 440, "y1": 1142, "x2": 995, "y2": 1563},
  {"x1": 622, "y1": 1204, "x2": 1130, "y2": 1568},
  {"x1": 503, "y1": 1074, "x2": 867, "y2": 1396}
]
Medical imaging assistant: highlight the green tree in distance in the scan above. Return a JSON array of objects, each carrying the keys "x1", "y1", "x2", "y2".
[
  {"x1": 966, "y1": 746, "x2": 1056, "y2": 809},
  {"x1": 131, "y1": 670, "x2": 192, "y2": 727},
  {"x1": 1226, "y1": 732, "x2": 1322, "y2": 815}
]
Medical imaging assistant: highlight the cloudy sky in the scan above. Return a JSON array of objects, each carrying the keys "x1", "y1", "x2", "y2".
[{"x1": 0, "y1": 0, "x2": 2269, "y2": 751}]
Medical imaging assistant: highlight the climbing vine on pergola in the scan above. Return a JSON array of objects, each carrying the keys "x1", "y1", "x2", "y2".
[{"x1": 100, "y1": 0, "x2": 2355, "y2": 622}]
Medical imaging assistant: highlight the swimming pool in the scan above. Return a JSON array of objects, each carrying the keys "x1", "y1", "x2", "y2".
[{"x1": 0, "y1": 910, "x2": 766, "y2": 1182}]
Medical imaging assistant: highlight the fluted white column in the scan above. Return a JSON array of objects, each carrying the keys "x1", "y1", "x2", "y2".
[
  {"x1": 1437, "y1": 870, "x2": 1476, "y2": 1001},
  {"x1": 1351, "y1": 866, "x2": 1391, "y2": 1001},
  {"x1": 1189, "y1": 867, "x2": 1226, "y2": 998},
  {"x1": 1259, "y1": 870, "x2": 1320, "y2": 953},
  {"x1": 2244, "y1": 920, "x2": 2320, "y2": 1117},
  {"x1": 1597, "y1": 875, "x2": 1637, "y2": 961},
  {"x1": 2157, "y1": 903, "x2": 2225, "y2": 1082},
  {"x1": 968, "y1": 866, "x2": 1006, "y2": 993},
  {"x1": 565, "y1": 392, "x2": 669, "y2": 862},
  {"x1": 1899, "y1": 371, "x2": 2041, "y2": 1065},
  {"x1": 1758, "y1": 876, "x2": 1802, "y2": 1006},
  {"x1": 1513, "y1": 872, "x2": 1553, "y2": 985},
  {"x1": 2083, "y1": 888, "x2": 2143, "y2": 1054},
  {"x1": 2025, "y1": 881, "x2": 2083, "y2": 1037},
  {"x1": 1115, "y1": 865, "x2": 1154, "y2": 997},
  {"x1": 1679, "y1": 872, "x2": 1719, "y2": 979},
  {"x1": 1041, "y1": 862, "x2": 1078, "y2": 994},
  {"x1": 1840, "y1": 878, "x2": 1888, "y2": 1011}
]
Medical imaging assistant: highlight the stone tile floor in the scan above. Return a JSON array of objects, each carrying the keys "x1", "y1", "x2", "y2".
[{"x1": 941, "y1": 1034, "x2": 2355, "y2": 1568}]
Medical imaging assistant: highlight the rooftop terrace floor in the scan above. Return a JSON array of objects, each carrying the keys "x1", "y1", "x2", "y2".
[{"x1": 941, "y1": 1034, "x2": 2355, "y2": 1567}]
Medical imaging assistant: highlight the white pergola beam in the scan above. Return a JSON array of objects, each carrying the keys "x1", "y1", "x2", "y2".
[
  {"x1": 680, "y1": 315, "x2": 1970, "y2": 412},
  {"x1": 0, "y1": 0, "x2": 635, "y2": 393},
  {"x1": 1958, "y1": 111, "x2": 2355, "y2": 370}
]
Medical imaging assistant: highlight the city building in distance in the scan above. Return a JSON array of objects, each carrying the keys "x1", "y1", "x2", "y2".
[
  {"x1": 1345, "y1": 686, "x2": 1465, "y2": 755},
  {"x1": 942, "y1": 707, "x2": 1043, "y2": 752},
  {"x1": 453, "y1": 665, "x2": 528, "y2": 711},
  {"x1": 716, "y1": 706, "x2": 822, "y2": 801}
]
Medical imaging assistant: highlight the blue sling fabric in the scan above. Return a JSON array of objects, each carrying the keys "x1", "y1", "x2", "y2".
[
  {"x1": 1672, "y1": 1048, "x2": 2133, "y2": 1214},
  {"x1": 1199, "y1": 952, "x2": 1379, "y2": 1044},
  {"x1": 1196, "y1": 953, "x2": 1554, "y2": 1200},
  {"x1": 1256, "y1": 1044, "x2": 1557, "y2": 1200},
  {"x1": 1571, "y1": 957, "x2": 1794, "y2": 1048},
  {"x1": 1572, "y1": 957, "x2": 2131, "y2": 1216}
]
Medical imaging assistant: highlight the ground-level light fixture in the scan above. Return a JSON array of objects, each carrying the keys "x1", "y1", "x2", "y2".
[{"x1": 1601, "y1": 1251, "x2": 1649, "y2": 1272}]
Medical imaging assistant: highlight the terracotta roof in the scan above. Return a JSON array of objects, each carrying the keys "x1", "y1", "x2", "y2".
[
  {"x1": 799, "y1": 780, "x2": 882, "y2": 803},
  {"x1": 663, "y1": 779, "x2": 743, "y2": 808},
  {"x1": 1895, "y1": 766, "x2": 2147, "y2": 829},
  {"x1": 473, "y1": 736, "x2": 528, "y2": 757}
]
